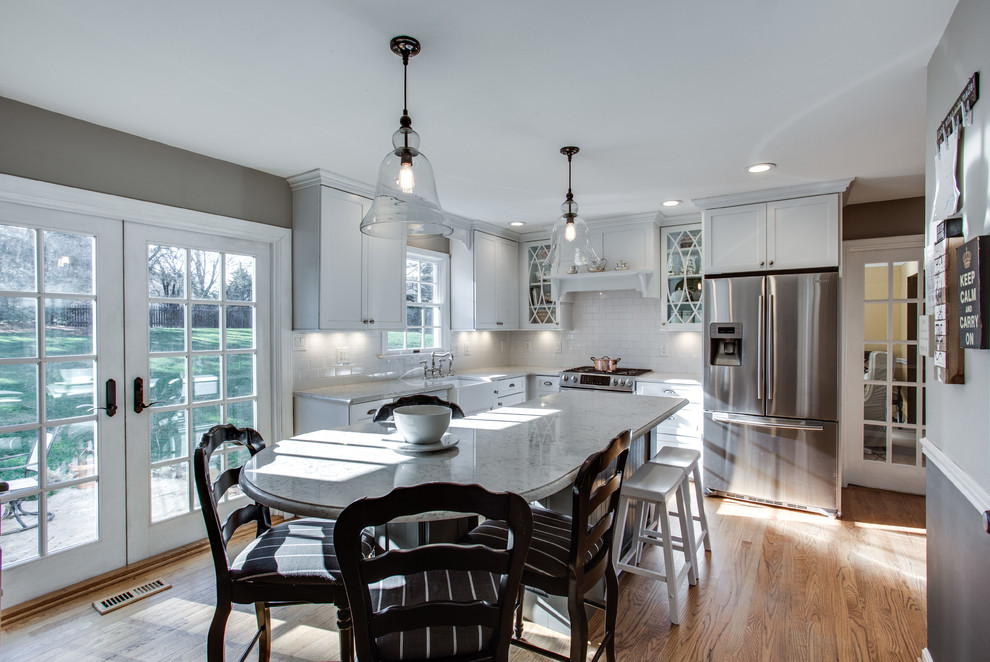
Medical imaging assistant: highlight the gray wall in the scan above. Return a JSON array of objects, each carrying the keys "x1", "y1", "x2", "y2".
[
  {"x1": 925, "y1": 0, "x2": 990, "y2": 659},
  {"x1": 842, "y1": 197, "x2": 924, "y2": 240},
  {"x1": 0, "y1": 96, "x2": 291, "y2": 227}
]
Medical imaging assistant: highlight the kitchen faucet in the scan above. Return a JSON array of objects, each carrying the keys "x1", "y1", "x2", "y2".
[{"x1": 420, "y1": 351, "x2": 454, "y2": 379}]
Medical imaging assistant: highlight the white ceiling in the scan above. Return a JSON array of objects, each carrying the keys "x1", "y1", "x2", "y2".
[{"x1": 0, "y1": 1, "x2": 958, "y2": 231}]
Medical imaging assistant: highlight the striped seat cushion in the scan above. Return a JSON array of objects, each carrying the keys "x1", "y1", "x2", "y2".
[
  {"x1": 231, "y1": 517, "x2": 373, "y2": 584},
  {"x1": 371, "y1": 569, "x2": 499, "y2": 661},
  {"x1": 467, "y1": 508, "x2": 600, "y2": 584}
]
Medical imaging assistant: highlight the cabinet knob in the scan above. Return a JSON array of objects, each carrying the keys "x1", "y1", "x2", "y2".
[
  {"x1": 768, "y1": 260, "x2": 774, "y2": 266},
  {"x1": 369, "y1": 319, "x2": 375, "y2": 324},
  {"x1": 759, "y1": 261, "x2": 765, "y2": 266}
]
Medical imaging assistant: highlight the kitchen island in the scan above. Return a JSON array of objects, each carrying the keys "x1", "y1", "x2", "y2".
[{"x1": 242, "y1": 390, "x2": 686, "y2": 520}]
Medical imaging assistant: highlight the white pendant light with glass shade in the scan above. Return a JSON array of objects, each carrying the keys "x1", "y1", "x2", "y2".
[
  {"x1": 360, "y1": 36, "x2": 453, "y2": 239},
  {"x1": 542, "y1": 146, "x2": 603, "y2": 275}
]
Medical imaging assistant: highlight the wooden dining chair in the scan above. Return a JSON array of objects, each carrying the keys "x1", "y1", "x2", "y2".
[
  {"x1": 372, "y1": 394, "x2": 466, "y2": 422},
  {"x1": 194, "y1": 423, "x2": 371, "y2": 662},
  {"x1": 334, "y1": 482, "x2": 533, "y2": 662},
  {"x1": 466, "y1": 429, "x2": 631, "y2": 662}
]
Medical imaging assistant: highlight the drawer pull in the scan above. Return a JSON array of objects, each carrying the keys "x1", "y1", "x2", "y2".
[
  {"x1": 366, "y1": 408, "x2": 377, "y2": 415},
  {"x1": 543, "y1": 381, "x2": 553, "y2": 386},
  {"x1": 663, "y1": 389, "x2": 676, "y2": 395}
]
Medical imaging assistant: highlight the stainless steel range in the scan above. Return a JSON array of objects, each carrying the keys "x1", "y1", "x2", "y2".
[{"x1": 559, "y1": 366, "x2": 652, "y2": 393}]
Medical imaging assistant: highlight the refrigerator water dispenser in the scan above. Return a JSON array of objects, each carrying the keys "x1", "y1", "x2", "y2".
[{"x1": 709, "y1": 322, "x2": 743, "y2": 366}]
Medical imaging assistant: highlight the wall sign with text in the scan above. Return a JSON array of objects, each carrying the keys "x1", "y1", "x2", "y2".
[{"x1": 957, "y1": 235, "x2": 990, "y2": 349}]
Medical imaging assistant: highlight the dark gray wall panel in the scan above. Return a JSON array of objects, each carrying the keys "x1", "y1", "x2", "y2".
[
  {"x1": 927, "y1": 464, "x2": 990, "y2": 662},
  {"x1": 0, "y1": 96, "x2": 290, "y2": 227}
]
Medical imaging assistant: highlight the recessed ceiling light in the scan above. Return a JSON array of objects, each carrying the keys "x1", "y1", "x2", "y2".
[
  {"x1": 747, "y1": 162, "x2": 776, "y2": 173},
  {"x1": 509, "y1": 221, "x2": 526, "y2": 227},
  {"x1": 662, "y1": 200, "x2": 681, "y2": 207}
]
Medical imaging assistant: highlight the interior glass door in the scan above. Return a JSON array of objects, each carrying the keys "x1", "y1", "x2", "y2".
[
  {"x1": 842, "y1": 242, "x2": 926, "y2": 493},
  {"x1": 0, "y1": 204, "x2": 126, "y2": 604},
  {"x1": 123, "y1": 224, "x2": 271, "y2": 558}
]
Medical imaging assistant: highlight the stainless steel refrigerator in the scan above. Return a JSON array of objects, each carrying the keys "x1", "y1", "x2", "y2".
[{"x1": 703, "y1": 271, "x2": 839, "y2": 516}]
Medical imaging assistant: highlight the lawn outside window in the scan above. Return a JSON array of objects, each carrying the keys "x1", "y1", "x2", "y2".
[{"x1": 385, "y1": 248, "x2": 448, "y2": 354}]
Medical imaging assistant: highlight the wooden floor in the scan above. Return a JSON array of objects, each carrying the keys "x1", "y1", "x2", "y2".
[{"x1": 1, "y1": 486, "x2": 927, "y2": 661}]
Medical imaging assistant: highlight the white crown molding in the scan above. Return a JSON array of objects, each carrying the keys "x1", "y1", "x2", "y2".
[
  {"x1": 922, "y1": 436, "x2": 990, "y2": 515},
  {"x1": 692, "y1": 178, "x2": 855, "y2": 210}
]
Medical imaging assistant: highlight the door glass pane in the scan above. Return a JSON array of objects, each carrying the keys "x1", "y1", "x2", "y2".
[
  {"x1": 189, "y1": 250, "x2": 222, "y2": 300},
  {"x1": 864, "y1": 383, "x2": 887, "y2": 422},
  {"x1": 226, "y1": 354, "x2": 255, "y2": 398},
  {"x1": 44, "y1": 231, "x2": 93, "y2": 295},
  {"x1": 45, "y1": 360, "x2": 94, "y2": 421},
  {"x1": 191, "y1": 304, "x2": 220, "y2": 350},
  {"x1": 227, "y1": 400, "x2": 255, "y2": 429},
  {"x1": 48, "y1": 484, "x2": 99, "y2": 553},
  {"x1": 864, "y1": 263, "x2": 888, "y2": 300},
  {"x1": 863, "y1": 424, "x2": 887, "y2": 461},
  {"x1": 892, "y1": 261, "x2": 920, "y2": 298},
  {"x1": 891, "y1": 304, "x2": 913, "y2": 341},
  {"x1": 225, "y1": 306, "x2": 254, "y2": 350},
  {"x1": 225, "y1": 254, "x2": 255, "y2": 302},
  {"x1": 193, "y1": 405, "x2": 222, "y2": 446},
  {"x1": 192, "y1": 355, "x2": 221, "y2": 403},
  {"x1": 150, "y1": 410, "x2": 187, "y2": 463},
  {"x1": 893, "y1": 385, "x2": 918, "y2": 424},
  {"x1": 151, "y1": 462, "x2": 189, "y2": 522},
  {"x1": 1, "y1": 297, "x2": 37, "y2": 358},
  {"x1": 890, "y1": 427, "x2": 917, "y2": 466},
  {"x1": 0, "y1": 225, "x2": 37, "y2": 291},
  {"x1": 149, "y1": 303, "x2": 186, "y2": 353},
  {"x1": 2, "y1": 364, "x2": 38, "y2": 426},
  {"x1": 150, "y1": 357, "x2": 187, "y2": 406},
  {"x1": 47, "y1": 421, "x2": 95, "y2": 486},
  {"x1": 0, "y1": 429, "x2": 39, "y2": 489},
  {"x1": 45, "y1": 298, "x2": 93, "y2": 356},
  {"x1": 148, "y1": 245, "x2": 186, "y2": 298},
  {"x1": 864, "y1": 303, "x2": 887, "y2": 341}
]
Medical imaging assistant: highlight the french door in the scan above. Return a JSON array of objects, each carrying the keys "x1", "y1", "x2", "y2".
[
  {"x1": 123, "y1": 224, "x2": 271, "y2": 558},
  {"x1": 1, "y1": 193, "x2": 278, "y2": 604},
  {"x1": 0, "y1": 204, "x2": 126, "y2": 603},
  {"x1": 841, "y1": 238, "x2": 926, "y2": 494}
]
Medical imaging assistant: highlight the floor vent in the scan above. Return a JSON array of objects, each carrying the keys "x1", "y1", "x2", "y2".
[{"x1": 92, "y1": 579, "x2": 172, "y2": 615}]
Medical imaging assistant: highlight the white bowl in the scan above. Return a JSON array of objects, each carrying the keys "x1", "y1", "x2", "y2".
[{"x1": 393, "y1": 405, "x2": 452, "y2": 444}]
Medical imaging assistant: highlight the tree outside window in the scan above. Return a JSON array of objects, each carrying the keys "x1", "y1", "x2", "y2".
[{"x1": 387, "y1": 250, "x2": 446, "y2": 352}]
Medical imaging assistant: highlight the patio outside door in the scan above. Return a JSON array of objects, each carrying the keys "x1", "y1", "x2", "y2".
[
  {"x1": 123, "y1": 224, "x2": 272, "y2": 559},
  {"x1": 0, "y1": 203, "x2": 126, "y2": 603}
]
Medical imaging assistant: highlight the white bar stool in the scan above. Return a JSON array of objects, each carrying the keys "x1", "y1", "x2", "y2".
[
  {"x1": 652, "y1": 446, "x2": 711, "y2": 553},
  {"x1": 612, "y1": 462, "x2": 697, "y2": 624}
]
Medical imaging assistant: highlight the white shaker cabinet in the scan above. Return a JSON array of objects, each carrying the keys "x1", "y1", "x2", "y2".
[
  {"x1": 451, "y1": 231, "x2": 519, "y2": 330},
  {"x1": 291, "y1": 179, "x2": 405, "y2": 330},
  {"x1": 702, "y1": 194, "x2": 840, "y2": 275}
]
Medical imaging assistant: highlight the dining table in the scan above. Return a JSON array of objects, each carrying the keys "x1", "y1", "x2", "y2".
[{"x1": 240, "y1": 390, "x2": 687, "y2": 521}]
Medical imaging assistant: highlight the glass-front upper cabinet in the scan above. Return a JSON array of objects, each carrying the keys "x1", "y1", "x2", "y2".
[
  {"x1": 661, "y1": 225, "x2": 702, "y2": 326},
  {"x1": 523, "y1": 241, "x2": 571, "y2": 329}
]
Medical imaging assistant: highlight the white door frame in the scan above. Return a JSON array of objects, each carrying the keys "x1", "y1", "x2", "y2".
[
  {"x1": 0, "y1": 173, "x2": 293, "y2": 600},
  {"x1": 841, "y1": 235, "x2": 926, "y2": 494}
]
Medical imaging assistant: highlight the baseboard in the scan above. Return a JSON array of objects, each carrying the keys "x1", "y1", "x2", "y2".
[{"x1": 922, "y1": 646, "x2": 935, "y2": 662}]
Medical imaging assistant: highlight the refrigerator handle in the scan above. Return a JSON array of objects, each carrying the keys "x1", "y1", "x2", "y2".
[
  {"x1": 767, "y1": 293, "x2": 774, "y2": 401},
  {"x1": 711, "y1": 412, "x2": 825, "y2": 432},
  {"x1": 757, "y1": 294, "x2": 765, "y2": 400}
]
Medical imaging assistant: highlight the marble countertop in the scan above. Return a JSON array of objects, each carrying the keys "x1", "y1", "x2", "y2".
[
  {"x1": 242, "y1": 390, "x2": 687, "y2": 520},
  {"x1": 294, "y1": 365, "x2": 558, "y2": 405}
]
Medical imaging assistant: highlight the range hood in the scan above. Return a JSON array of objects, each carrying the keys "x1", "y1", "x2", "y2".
[{"x1": 549, "y1": 268, "x2": 658, "y2": 300}]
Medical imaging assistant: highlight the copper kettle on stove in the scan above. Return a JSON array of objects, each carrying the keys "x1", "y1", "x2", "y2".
[{"x1": 590, "y1": 356, "x2": 621, "y2": 372}]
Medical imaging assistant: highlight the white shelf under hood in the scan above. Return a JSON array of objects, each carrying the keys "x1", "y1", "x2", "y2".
[{"x1": 549, "y1": 268, "x2": 658, "y2": 300}]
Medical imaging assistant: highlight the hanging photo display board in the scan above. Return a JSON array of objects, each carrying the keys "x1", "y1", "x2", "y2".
[
  {"x1": 934, "y1": 219, "x2": 964, "y2": 383},
  {"x1": 957, "y1": 236, "x2": 990, "y2": 349}
]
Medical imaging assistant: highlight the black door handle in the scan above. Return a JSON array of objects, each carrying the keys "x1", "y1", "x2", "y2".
[
  {"x1": 95, "y1": 378, "x2": 118, "y2": 417},
  {"x1": 133, "y1": 377, "x2": 161, "y2": 414}
]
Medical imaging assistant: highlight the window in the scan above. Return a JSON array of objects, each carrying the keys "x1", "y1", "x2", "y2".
[{"x1": 386, "y1": 248, "x2": 448, "y2": 353}]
